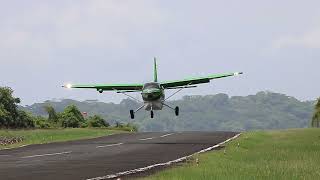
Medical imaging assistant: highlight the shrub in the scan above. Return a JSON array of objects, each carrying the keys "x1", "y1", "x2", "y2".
[
  {"x1": 14, "y1": 110, "x2": 35, "y2": 128},
  {"x1": 34, "y1": 116, "x2": 51, "y2": 129},
  {"x1": 87, "y1": 115, "x2": 109, "y2": 128},
  {"x1": 59, "y1": 105, "x2": 84, "y2": 128}
]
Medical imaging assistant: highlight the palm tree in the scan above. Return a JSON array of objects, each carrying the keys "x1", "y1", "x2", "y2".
[{"x1": 311, "y1": 98, "x2": 320, "y2": 128}]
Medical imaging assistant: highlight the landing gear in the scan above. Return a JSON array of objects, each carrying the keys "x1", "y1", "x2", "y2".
[
  {"x1": 151, "y1": 111, "x2": 154, "y2": 118},
  {"x1": 130, "y1": 110, "x2": 135, "y2": 119},
  {"x1": 129, "y1": 104, "x2": 145, "y2": 120},
  {"x1": 162, "y1": 102, "x2": 180, "y2": 117},
  {"x1": 175, "y1": 106, "x2": 179, "y2": 116}
]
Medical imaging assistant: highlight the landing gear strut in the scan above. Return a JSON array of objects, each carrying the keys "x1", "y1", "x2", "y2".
[{"x1": 162, "y1": 103, "x2": 180, "y2": 117}]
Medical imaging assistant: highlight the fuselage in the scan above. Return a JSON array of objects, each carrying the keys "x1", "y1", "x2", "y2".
[{"x1": 141, "y1": 82, "x2": 165, "y2": 111}]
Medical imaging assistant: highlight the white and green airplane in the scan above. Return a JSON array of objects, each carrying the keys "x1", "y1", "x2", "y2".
[{"x1": 63, "y1": 58, "x2": 243, "y2": 119}]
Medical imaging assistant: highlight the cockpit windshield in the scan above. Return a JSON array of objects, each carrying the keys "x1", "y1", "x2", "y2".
[{"x1": 143, "y1": 83, "x2": 160, "y2": 89}]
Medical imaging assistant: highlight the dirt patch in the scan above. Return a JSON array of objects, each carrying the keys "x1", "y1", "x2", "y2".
[{"x1": 0, "y1": 136, "x2": 24, "y2": 146}]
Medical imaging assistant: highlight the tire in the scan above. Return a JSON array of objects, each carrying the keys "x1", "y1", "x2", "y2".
[
  {"x1": 151, "y1": 111, "x2": 154, "y2": 118},
  {"x1": 175, "y1": 106, "x2": 179, "y2": 116},
  {"x1": 130, "y1": 110, "x2": 135, "y2": 119}
]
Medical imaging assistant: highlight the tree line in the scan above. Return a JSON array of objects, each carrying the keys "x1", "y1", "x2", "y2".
[
  {"x1": 0, "y1": 86, "x2": 137, "y2": 131},
  {"x1": 21, "y1": 91, "x2": 319, "y2": 132},
  {"x1": 3, "y1": 85, "x2": 318, "y2": 131}
]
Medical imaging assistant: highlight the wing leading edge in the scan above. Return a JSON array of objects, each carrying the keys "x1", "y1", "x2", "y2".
[
  {"x1": 160, "y1": 72, "x2": 243, "y2": 89},
  {"x1": 63, "y1": 83, "x2": 144, "y2": 91},
  {"x1": 63, "y1": 72, "x2": 242, "y2": 91}
]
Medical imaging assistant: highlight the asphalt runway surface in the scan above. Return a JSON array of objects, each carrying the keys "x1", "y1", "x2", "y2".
[{"x1": 0, "y1": 132, "x2": 238, "y2": 180}]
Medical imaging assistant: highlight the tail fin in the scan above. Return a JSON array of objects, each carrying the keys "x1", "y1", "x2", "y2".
[{"x1": 154, "y1": 57, "x2": 158, "y2": 82}]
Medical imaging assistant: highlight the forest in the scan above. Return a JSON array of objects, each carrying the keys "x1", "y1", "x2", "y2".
[{"x1": 20, "y1": 91, "x2": 316, "y2": 132}]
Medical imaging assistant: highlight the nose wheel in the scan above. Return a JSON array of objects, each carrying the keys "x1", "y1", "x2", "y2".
[
  {"x1": 151, "y1": 111, "x2": 154, "y2": 118},
  {"x1": 130, "y1": 110, "x2": 135, "y2": 119},
  {"x1": 175, "y1": 106, "x2": 179, "y2": 116}
]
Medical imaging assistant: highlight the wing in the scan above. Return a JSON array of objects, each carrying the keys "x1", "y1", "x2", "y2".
[
  {"x1": 63, "y1": 83, "x2": 144, "y2": 91},
  {"x1": 160, "y1": 72, "x2": 243, "y2": 89}
]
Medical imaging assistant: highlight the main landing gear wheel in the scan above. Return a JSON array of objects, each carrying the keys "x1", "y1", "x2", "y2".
[
  {"x1": 130, "y1": 110, "x2": 135, "y2": 119},
  {"x1": 175, "y1": 106, "x2": 179, "y2": 116},
  {"x1": 151, "y1": 111, "x2": 154, "y2": 118}
]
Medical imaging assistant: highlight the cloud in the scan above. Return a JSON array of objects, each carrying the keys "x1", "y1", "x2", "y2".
[
  {"x1": 1, "y1": 0, "x2": 320, "y2": 105},
  {"x1": 272, "y1": 27, "x2": 320, "y2": 49},
  {"x1": 0, "y1": 1, "x2": 167, "y2": 63}
]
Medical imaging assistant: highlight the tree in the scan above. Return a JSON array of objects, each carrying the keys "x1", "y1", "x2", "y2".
[
  {"x1": 60, "y1": 116, "x2": 81, "y2": 128},
  {"x1": 14, "y1": 110, "x2": 35, "y2": 128},
  {"x1": 0, "y1": 87, "x2": 19, "y2": 128},
  {"x1": 87, "y1": 115, "x2": 109, "y2": 128},
  {"x1": 0, "y1": 87, "x2": 35, "y2": 128},
  {"x1": 311, "y1": 98, "x2": 320, "y2": 128},
  {"x1": 43, "y1": 105, "x2": 59, "y2": 123},
  {"x1": 59, "y1": 105, "x2": 84, "y2": 128},
  {"x1": 0, "y1": 104, "x2": 9, "y2": 127}
]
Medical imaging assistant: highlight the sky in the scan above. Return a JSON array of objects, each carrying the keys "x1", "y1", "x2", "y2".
[{"x1": 0, "y1": 0, "x2": 319, "y2": 105}]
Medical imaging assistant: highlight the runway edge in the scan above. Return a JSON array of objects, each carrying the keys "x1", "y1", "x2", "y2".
[{"x1": 87, "y1": 133, "x2": 242, "y2": 180}]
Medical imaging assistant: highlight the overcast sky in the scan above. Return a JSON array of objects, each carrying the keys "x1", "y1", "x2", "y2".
[{"x1": 1, "y1": 0, "x2": 319, "y2": 105}]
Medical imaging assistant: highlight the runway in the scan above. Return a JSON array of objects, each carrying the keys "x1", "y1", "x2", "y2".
[{"x1": 0, "y1": 132, "x2": 238, "y2": 180}]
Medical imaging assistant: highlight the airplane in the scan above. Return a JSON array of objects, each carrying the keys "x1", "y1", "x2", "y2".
[{"x1": 63, "y1": 58, "x2": 243, "y2": 119}]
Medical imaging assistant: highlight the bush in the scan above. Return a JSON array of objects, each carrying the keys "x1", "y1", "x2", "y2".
[
  {"x1": 87, "y1": 115, "x2": 109, "y2": 128},
  {"x1": 14, "y1": 110, "x2": 35, "y2": 128},
  {"x1": 80, "y1": 121, "x2": 89, "y2": 128},
  {"x1": 33, "y1": 116, "x2": 51, "y2": 129},
  {"x1": 60, "y1": 115, "x2": 81, "y2": 128},
  {"x1": 59, "y1": 105, "x2": 84, "y2": 128}
]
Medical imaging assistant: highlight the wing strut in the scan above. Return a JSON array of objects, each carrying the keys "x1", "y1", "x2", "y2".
[
  {"x1": 154, "y1": 57, "x2": 158, "y2": 82},
  {"x1": 115, "y1": 89, "x2": 142, "y2": 103},
  {"x1": 164, "y1": 83, "x2": 192, "y2": 101}
]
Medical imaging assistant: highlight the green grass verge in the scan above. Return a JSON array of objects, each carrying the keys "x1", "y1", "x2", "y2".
[
  {"x1": 0, "y1": 128, "x2": 126, "y2": 150},
  {"x1": 142, "y1": 128, "x2": 320, "y2": 180}
]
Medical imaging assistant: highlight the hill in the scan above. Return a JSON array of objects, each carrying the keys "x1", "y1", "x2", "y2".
[{"x1": 21, "y1": 91, "x2": 315, "y2": 132}]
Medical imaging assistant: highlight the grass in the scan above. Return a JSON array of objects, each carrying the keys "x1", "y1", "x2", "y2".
[
  {"x1": 141, "y1": 128, "x2": 320, "y2": 180},
  {"x1": 0, "y1": 128, "x2": 126, "y2": 150}
]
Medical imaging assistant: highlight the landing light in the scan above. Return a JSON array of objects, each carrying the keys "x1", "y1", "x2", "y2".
[
  {"x1": 234, "y1": 72, "x2": 243, "y2": 76},
  {"x1": 65, "y1": 84, "x2": 72, "y2": 89}
]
